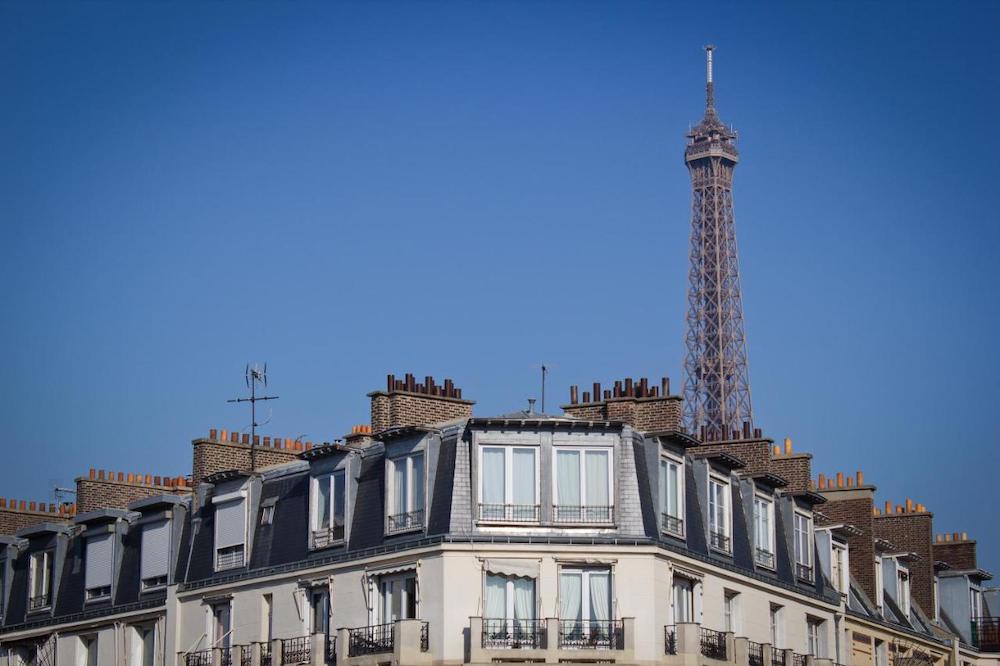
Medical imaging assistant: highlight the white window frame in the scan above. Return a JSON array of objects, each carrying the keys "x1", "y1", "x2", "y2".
[
  {"x1": 724, "y1": 590, "x2": 741, "y2": 634},
  {"x1": 970, "y1": 587, "x2": 982, "y2": 619},
  {"x1": 552, "y1": 446, "x2": 614, "y2": 512},
  {"x1": 874, "y1": 556, "x2": 884, "y2": 611},
  {"x1": 28, "y1": 550, "x2": 53, "y2": 610},
  {"x1": 372, "y1": 570, "x2": 419, "y2": 624},
  {"x1": 484, "y1": 572, "x2": 537, "y2": 620},
  {"x1": 311, "y1": 469, "x2": 348, "y2": 546},
  {"x1": 770, "y1": 604, "x2": 783, "y2": 648},
  {"x1": 874, "y1": 639, "x2": 886, "y2": 666},
  {"x1": 386, "y1": 453, "x2": 426, "y2": 534},
  {"x1": 558, "y1": 566, "x2": 614, "y2": 622},
  {"x1": 897, "y1": 566, "x2": 911, "y2": 616},
  {"x1": 659, "y1": 454, "x2": 685, "y2": 536},
  {"x1": 753, "y1": 494, "x2": 775, "y2": 567},
  {"x1": 708, "y1": 476, "x2": 731, "y2": 552},
  {"x1": 477, "y1": 445, "x2": 540, "y2": 521},
  {"x1": 832, "y1": 542, "x2": 849, "y2": 595},
  {"x1": 672, "y1": 576, "x2": 697, "y2": 624},
  {"x1": 807, "y1": 617, "x2": 823, "y2": 657},
  {"x1": 793, "y1": 511, "x2": 814, "y2": 579}
]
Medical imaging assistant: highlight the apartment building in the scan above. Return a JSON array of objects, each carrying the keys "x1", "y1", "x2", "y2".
[{"x1": 0, "y1": 373, "x2": 996, "y2": 666}]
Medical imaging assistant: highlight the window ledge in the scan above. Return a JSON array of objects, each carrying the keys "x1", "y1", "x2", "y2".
[
  {"x1": 709, "y1": 546, "x2": 733, "y2": 556},
  {"x1": 662, "y1": 528, "x2": 686, "y2": 539},
  {"x1": 140, "y1": 586, "x2": 166, "y2": 594},
  {"x1": 385, "y1": 524, "x2": 424, "y2": 537},
  {"x1": 477, "y1": 519, "x2": 543, "y2": 528}
]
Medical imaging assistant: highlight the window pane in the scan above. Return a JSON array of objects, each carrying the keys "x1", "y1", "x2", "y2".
[
  {"x1": 588, "y1": 572, "x2": 611, "y2": 622},
  {"x1": 667, "y1": 463, "x2": 679, "y2": 516},
  {"x1": 333, "y1": 472, "x2": 346, "y2": 527},
  {"x1": 317, "y1": 475, "x2": 332, "y2": 528},
  {"x1": 585, "y1": 451, "x2": 609, "y2": 506},
  {"x1": 556, "y1": 451, "x2": 581, "y2": 506},
  {"x1": 513, "y1": 578, "x2": 535, "y2": 620},
  {"x1": 411, "y1": 455, "x2": 425, "y2": 512},
  {"x1": 394, "y1": 461, "x2": 407, "y2": 515},
  {"x1": 485, "y1": 574, "x2": 507, "y2": 619},
  {"x1": 512, "y1": 449, "x2": 535, "y2": 504},
  {"x1": 559, "y1": 572, "x2": 582, "y2": 621},
  {"x1": 482, "y1": 448, "x2": 506, "y2": 504}
]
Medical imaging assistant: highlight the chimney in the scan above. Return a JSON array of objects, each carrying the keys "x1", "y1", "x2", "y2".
[
  {"x1": 562, "y1": 376, "x2": 682, "y2": 432},
  {"x1": 817, "y1": 477, "x2": 878, "y2": 603},
  {"x1": 75, "y1": 467, "x2": 190, "y2": 514},
  {"x1": 874, "y1": 497, "x2": 935, "y2": 615},
  {"x1": 191, "y1": 427, "x2": 301, "y2": 485},
  {"x1": 369, "y1": 373, "x2": 474, "y2": 433},
  {"x1": 932, "y1": 532, "x2": 977, "y2": 571}
]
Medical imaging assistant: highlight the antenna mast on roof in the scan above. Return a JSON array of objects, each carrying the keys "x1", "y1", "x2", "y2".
[
  {"x1": 227, "y1": 363, "x2": 279, "y2": 471},
  {"x1": 540, "y1": 364, "x2": 548, "y2": 413}
]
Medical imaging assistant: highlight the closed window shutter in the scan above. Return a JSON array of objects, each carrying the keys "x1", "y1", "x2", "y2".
[
  {"x1": 215, "y1": 499, "x2": 246, "y2": 549},
  {"x1": 86, "y1": 532, "x2": 114, "y2": 589},
  {"x1": 140, "y1": 520, "x2": 170, "y2": 581}
]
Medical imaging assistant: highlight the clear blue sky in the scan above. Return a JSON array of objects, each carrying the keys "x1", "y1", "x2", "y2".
[{"x1": 2, "y1": 2, "x2": 998, "y2": 572}]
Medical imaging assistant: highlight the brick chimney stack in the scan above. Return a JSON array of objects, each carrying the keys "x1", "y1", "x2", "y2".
[
  {"x1": 932, "y1": 532, "x2": 978, "y2": 571},
  {"x1": 192, "y1": 429, "x2": 306, "y2": 485},
  {"x1": 0, "y1": 498, "x2": 75, "y2": 537},
  {"x1": 76, "y1": 468, "x2": 191, "y2": 513},
  {"x1": 368, "y1": 374, "x2": 474, "y2": 433},
  {"x1": 816, "y1": 471, "x2": 879, "y2": 604},
  {"x1": 562, "y1": 376, "x2": 682, "y2": 432},
  {"x1": 873, "y1": 499, "x2": 935, "y2": 614}
]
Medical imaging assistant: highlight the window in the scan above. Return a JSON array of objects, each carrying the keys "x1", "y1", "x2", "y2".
[
  {"x1": 659, "y1": 456, "x2": 684, "y2": 536},
  {"x1": 554, "y1": 448, "x2": 613, "y2": 523},
  {"x1": 724, "y1": 591, "x2": 740, "y2": 634},
  {"x1": 85, "y1": 532, "x2": 114, "y2": 601},
  {"x1": 29, "y1": 551, "x2": 53, "y2": 610},
  {"x1": 312, "y1": 470, "x2": 347, "y2": 547},
  {"x1": 387, "y1": 454, "x2": 425, "y2": 534},
  {"x1": 897, "y1": 567, "x2": 911, "y2": 616},
  {"x1": 214, "y1": 497, "x2": 247, "y2": 571},
  {"x1": 807, "y1": 618, "x2": 824, "y2": 657},
  {"x1": 793, "y1": 512, "x2": 813, "y2": 580},
  {"x1": 559, "y1": 568, "x2": 612, "y2": 627},
  {"x1": 262, "y1": 594, "x2": 273, "y2": 643},
  {"x1": 212, "y1": 602, "x2": 232, "y2": 649},
  {"x1": 753, "y1": 495, "x2": 775, "y2": 568},
  {"x1": 479, "y1": 446, "x2": 539, "y2": 522},
  {"x1": 130, "y1": 625, "x2": 156, "y2": 666},
  {"x1": 832, "y1": 543, "x2": 849, "y2": 595},
  {"x1": 140, "y1": 520, "x2": 170, "y2": 591},
  {"x1": 673, "y1": 577, "x2": 696, "y2": 624},
  {"x1": 310, "y1": 588, "x2": 330, "y2": 636},
  {"x1": 933, "y1": 577, "x2": 940, "y2": 621},
  {"x1": 708, "y1": 477, "x2": 731, "y2": 552},
  {"x1": 874, "y1": 557, "x2": 884, "y2": 610},
  {"x1": 378, "y1": 571, "x2": 418, "y2": 622},
  {"x1": 485, "y1": 573, "x2": 536, "y2": 621},
  {"x1": 874, "y1": 639, "x2": 886, "y2": 666},
  {"x1": 78, "y1": 635, "x2": 98, "y2": 666},
  {"x1": 260, "y1": 504, "x2": 276, "y2": 526},
  {"x1": 970, "y1": 587, "x2": 982, "y2": 619},
  {"x1": 770, "y1": 604, "x2": 783, "y2": 648}
]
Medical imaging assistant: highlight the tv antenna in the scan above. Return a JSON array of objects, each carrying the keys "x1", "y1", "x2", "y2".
[
  {"x1": 540, "y1": 364, "x2": 548, "y2": 413},
  {"x1": 227, "y1": 363, "x2": 279, "y2": 471}
]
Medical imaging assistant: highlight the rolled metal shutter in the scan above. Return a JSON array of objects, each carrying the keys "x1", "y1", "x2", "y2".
[
  {"x1": 85, "y1": 532, "x2": 114, "y2": 589},
  {"x1": 140, "y1": 520, "x2": 170, "y2": 581},
  {"x1": 215, "y1": 499, "x2": 246, "y2": 549}
]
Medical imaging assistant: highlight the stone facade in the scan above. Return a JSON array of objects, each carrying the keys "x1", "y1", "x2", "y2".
[
  {"x1": 874, "y1": 509, "x2": 935, "y2": 614},
  {"x1": 76, "y1": 469, "x2": 190, "y2": 513}
]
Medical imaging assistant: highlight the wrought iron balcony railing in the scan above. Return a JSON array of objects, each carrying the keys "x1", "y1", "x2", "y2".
[
  {"x1": 973, "y1": 617, "x2": 1000, "y2": 652},
  {"x1": 482, "y1": 618, "x2": 545, "y2": 649},
  {"x1": 558, "y1": 619, "x2": 624, "y2": 650},
  {"x1": 312, "y1": 524, "x2": 345, "y2": 548},
  {"x1": 238, "y1": 645, "x2": 252, "y2": 666},
  {"x1": 772, "y1": 647, "x2": 787, "y2": 666},
  {"x1": 749, "y1": 641, "x2": 765, "y2": 666},
  {"x1": 260, "y1": 642, "x2": 271, "y2": 666},
  {"x1": 796, "y1": 563, "x2": 814, "y2": 582},
  {"x1": 28, "y1": 594, "x2": 51, "y2": 611},
  {"x1": 700, "y1": 627, "x2": 728, "y2": 660},
  {"x1": 216, "y1": 545, "x2": 245, "y2": 571},
  {"x1": 184, "y1": 651, "x2": 211, "y2": 666},
  {"x1": 326, "y1": 634, "x2": 337, "y2": 663},
  {"x1": 386, "y1": 509, "x2": 425, "y2": 534},
  {"x1": 478, "y1": 503, "x2": 540, "y2": 523},
  {"x1": 420, "y1": 621, "x2": 429, "y2": 652},
  {"x1": 553, "y1": 505, "x2": 614, "y2": 524},
  {"x1": 755, "y1": 548, "x2": 775, "y2": 569},
  {"x1": 664, "y1": 625, "x2": 677, "y2": 655},
  {"x1": 219, "y1": 647, "x2": 232, "y2": 666},
  {"x1": 709, "y1": 530, "x2": 731, "y2": 552},
  {"x1": 662, "y1": 513, "x2": 684, "y2": 536},
  {"x1": 348, "y1": 623, "x2": 394, "y2": 656},
  {"x1": 792, "y1": 652, "x2": 807, "y2": 666},
  {"x1": 281, "y1": 636, "x2": 311, "y2": 665}
]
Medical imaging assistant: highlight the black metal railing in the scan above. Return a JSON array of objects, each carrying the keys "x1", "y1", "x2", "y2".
[
  {"x1": 772, "y1": 647, "x2": 786, "y2": 666},
  {"x1": 326, "y1": 634, "x2": 337, "y2": 663},
  {"x1": 700, "y1": 627, "x2": 727, "y2": 660},
  {"x1": 312, "y1": 524, "x2": 346, "y2": 548},
  {"x1": 260, "y1": 642, "x2": 272, "y2": 666},
  {"x1": 220, "y1": 647, "x2": 232, "y2": 666},
  {"x1": 664, "y1": 625, "x2": 677, "y2": 655},
  {"x1": 553, "y1": 505, "x2": 614, "y2": 524},
  {"x1": 478, "y1": 503, "x2": 540, "y2": 522},
  {"x1": 420, "y1": 621, "x2": 429, "y2": 652},
  {"x1": 973, "y1": 617, "x2": 1000, "y2": 652},
  {"x1": 755, "y1": 548, "x2": 775, "y2": 568},
  {"x1": 239, "y1": 645, "x2": 252, "y2": 666},
  {"x1": 482, "y1": 618, "x2": 545, "y2": 649},
  {"x1": 28, "y1": 594, "x2": 50, "y2": 611},
  {"x1": 216, "y1": 546, "x2": 245, "y2": 570},
  {"x1": 184, "y1": 651, "x2": 211, "y2": 666},
  {"x1": 387, "y1": 509, "x2": 425, "y2": 534},
  {"x1": 792, "y1": 652, "x2": 807, "y2": 666},
  {"x1": 796, "y1": 563, "x2": 814, "y2": 582},
  {"x1": 749, "y1": 641, "x2": 764, "y2": 666},
  {"x1": 709, "y1": 530, "x2": 731, "y2": 552},
  {"x1": 348, "y1": 623, "x2": 394, "y2": 656},
  {"x1": 281, "y1": 636, "x2": 311, "y2": 664},
  {"x1": 662, "y1": 513, "x2": 684, "y2": 536},
  {"x1": 557, "y1": 619, "x2": 624, "y2": 650}
]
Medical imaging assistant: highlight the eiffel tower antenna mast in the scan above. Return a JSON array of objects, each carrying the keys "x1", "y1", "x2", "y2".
[{"x1": 227, "y1": 363, "x2": 279, "y2": 471}]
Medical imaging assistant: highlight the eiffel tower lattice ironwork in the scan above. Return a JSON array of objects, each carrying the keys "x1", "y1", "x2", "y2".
[{"x1": 682, "y1": 45, "x2": 754, "y2": 441}]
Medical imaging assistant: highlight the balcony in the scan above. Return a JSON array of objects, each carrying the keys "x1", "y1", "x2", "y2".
[
  {"x1": 662, "y1": 513, "x2": 685, "y2": 536},
  {"x1": 183, "y1": 651, "x2": 211, "y2": 666},
  {"x1": 347, "y1": 623, "x2": 393, "y2": 657},
  {"x1": 755, "y1": 548, "x2": 775, "y2": 569},
  {"x1": 552, "y1": 505, "x2": 614, "y2": 524},
  {"x1": 701, "y1": 627, "x2": 728, "y2": 660},
  {"x1": 710, "y1": 530, "x2": 732, "y2": 552},
  {"x1": 335, "y1": 619, "x2": 430, "y2": 666},
  {"x1": 312, "y1": 524, "x2": 345, "y2": 549},
  {"x1": 180, "y1": 638, "x2": 325, "y2": 666},
  {"x1": 796, "y1": 564, "x2": 814, "y2": 582},
  {"x1": 773, "y1": 646, "x2": 787, "y2": 666},
  {"x1": 281, "y1": 636, "x2": 311, "y2": 664},
  {"x1": 478, "y1": 503, "x2": 540, "y2": 523},
  {"x1": 386, "y1": 509, "x2": 424, "y2": 535},
  {"x1": 749, "y1": 641, "x2": 765, "y2": 666},
  {"x1": 973, "y1": 617, "x2": 1000, "y2": 652},
  {"x1": 470, "y1": 616, "x2": 635, "y2": 663},
  {"x1": 665, "y1": 625, "x2": 678, "y2": 655},
  {"x1": 28, "y1": 594, "x2": 50, "y2": 612}
]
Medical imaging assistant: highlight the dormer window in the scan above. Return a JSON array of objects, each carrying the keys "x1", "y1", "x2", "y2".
[
  {"x1": 85, "y1": 532, "x2": 114, "y2": 601},
  {"x1": 312, "y1": 470, "x2": 347, "y2": 548},
  {"x1": 874, "y1": 556, "x2": 885, "y2": 611},
  {"x1": 897, "y1": 567, "x2": 911, "y2": 617},
  {"x1": 970, "y1": 587, "x2": 982, "y2": 619},
  {"x1": 659, "y1": 455, "x2": 684, "y2": 537},
  {"x1": 140, "y1": 520, "x2": 170, "y2": 591},
  {"x1": 553, "y1": 447, "x2": 613, "y2": 524},
  {"x1": 214, "y1": 496, "x2": 247, "y2": 571},
  {"x1": 28, "y1": 550, "x2": 53, "y2": 611},
  {"x1": 708, "y1": 476, "x2": 731, "y2": 552},
  {"x1": 387, "y1": 453, "x2": 425, "y2": 535},
  {"x1": 793, "y1": 512, "x2": 814, "y2": 581},
  {"x1": 832, "y1": 542, "x2": 849, "y2": 595},
  {"x1": 479, "y1": 446, "x2": 539, "y2": 523},
  {"x1": 752, "y1": 495, "x2": 775, "y2": 568}
]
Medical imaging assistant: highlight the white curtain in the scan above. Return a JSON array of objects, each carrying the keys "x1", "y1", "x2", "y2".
[
  {"x1": 589, "y1": 572, "x2": 610, "y2": 623},
  {"x1": 512, "y1": 449, "x2": 535, "y2": 504},
  {"x1": 557, "y1": 451, "x2": 580, "y2": 506},
  {"x1": 585, "y1": 451, "x2": 609, "y2": 506},
  {"x1": 317, "y1": 475, "x2": 331, "y2": 528},
  {"x1": 667, "y1": 463, "x2": 679, "y2": 516},
  {"x1": 412, "y1": 455, "x2": 425, "y2": 512},
  {"x1": 513, "y1": 578, "x2": 534, "y2": 620},
  {"x1": 559, "y1": 573, "x2": 582, "y2": 621},
  {"x1": 482, "y1": 448, "x2": 505, "y2": 504},
  {"x1": 394, "y1": 461, "x2": 407, "y2": 515},
  {"x1": 485, "y1": 575, "x2": 506, "y2": 619}
]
